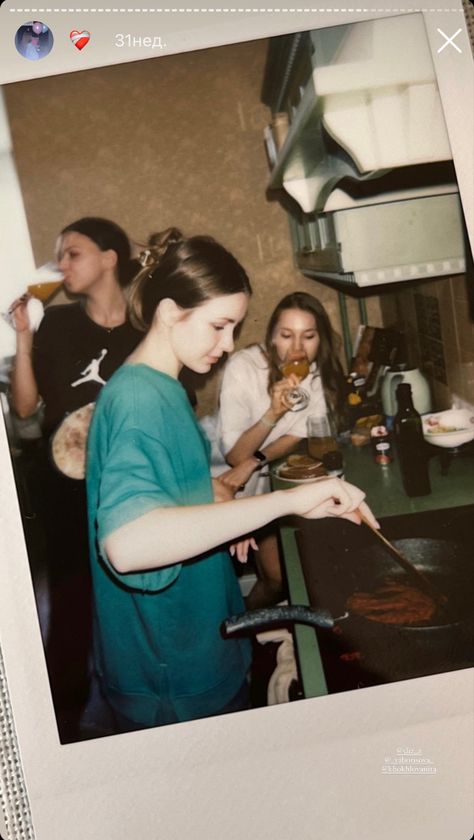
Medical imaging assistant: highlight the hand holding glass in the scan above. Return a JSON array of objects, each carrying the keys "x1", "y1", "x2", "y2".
[
  {"x1": 2, "y1": 271, "x2": 63, "y2": 330},
  {"x1": 279, "y1": 350, "x2": 310, "y2": 412}
]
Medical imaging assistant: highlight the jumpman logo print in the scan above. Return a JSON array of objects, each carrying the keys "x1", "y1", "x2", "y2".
[{"x1": 71, "y1": 348, "x2": 108, "y2": 388}]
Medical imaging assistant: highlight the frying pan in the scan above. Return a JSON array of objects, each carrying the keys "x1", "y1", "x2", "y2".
[{"x1": 223, "y1": 538, "x2": 474, "y2": 681}]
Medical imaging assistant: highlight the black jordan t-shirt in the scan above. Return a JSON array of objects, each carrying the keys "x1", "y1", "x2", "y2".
[{"x1": 33, "y1": 303, "x2": 142, "y2": 435}]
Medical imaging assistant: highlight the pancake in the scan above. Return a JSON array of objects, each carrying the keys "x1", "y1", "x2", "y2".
[{"x1": 278, "y1": 454, "x2": 326, "y2": 480}]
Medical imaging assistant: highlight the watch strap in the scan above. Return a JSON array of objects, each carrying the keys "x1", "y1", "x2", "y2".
[{"x1": 252, "y1": 449, "x2": 268, "y2": 469}]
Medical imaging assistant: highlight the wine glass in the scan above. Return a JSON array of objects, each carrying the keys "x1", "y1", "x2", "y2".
[
  {"x1": 2, "y1": 264, "x2": 63, "y2": 329},
  {"x1": 279, "y1": 350, "x2": 310, "y2": 412}
]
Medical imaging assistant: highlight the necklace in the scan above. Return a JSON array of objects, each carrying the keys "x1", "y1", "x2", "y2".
[{"x1": 83, "y1": 302, "x2": 126, "y2": 332}]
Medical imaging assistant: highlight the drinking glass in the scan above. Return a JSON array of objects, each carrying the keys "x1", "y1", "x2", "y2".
[
  {"x1": 26, "y1": 280, "x2": 63, "y2": 301},
  {"x1": 307, "y1": 414, "x2": 339, "y2": 460},
  {"x1": 2, "y1": 265, "x2": 63, "y2": 329},
  {"x1": 279, "y1": 350, "x2": 310, "y2": 412}
]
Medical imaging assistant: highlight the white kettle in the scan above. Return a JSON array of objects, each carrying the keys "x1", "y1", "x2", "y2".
[{"x1": 381, "y1": 366, "x2": 432, "y2": 418}]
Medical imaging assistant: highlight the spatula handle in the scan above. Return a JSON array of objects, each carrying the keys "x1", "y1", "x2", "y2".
[{"x1": 358, "y1": 509, "x2": 448, "y2": 608}]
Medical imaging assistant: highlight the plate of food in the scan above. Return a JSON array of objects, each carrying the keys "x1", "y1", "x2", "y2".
[
  {"x1": 51, "y1": 402, "x2": 95, "y2": 479},
  {"x1": 422, "y1": 408, "x2": 474, "y2": 448},
  {"x1": 273, "y1": 454, "x2": 326, "y2": 483}
]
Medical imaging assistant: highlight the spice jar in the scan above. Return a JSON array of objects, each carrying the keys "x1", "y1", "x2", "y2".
[{"x1": 370, "y1": 425, "x2": 393, "y2": 465}]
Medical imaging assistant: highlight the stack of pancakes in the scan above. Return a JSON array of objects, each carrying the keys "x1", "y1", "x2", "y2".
[{"x1": 277, "y1": 454, "x2": 326, "y2": 480}]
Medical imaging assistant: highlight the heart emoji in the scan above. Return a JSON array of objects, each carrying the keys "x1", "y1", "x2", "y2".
[{"x1": 70, "y1": 30, "x2": 90, "y2": 51}]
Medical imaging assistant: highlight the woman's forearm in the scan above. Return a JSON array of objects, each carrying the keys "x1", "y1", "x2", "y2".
[
  {"x1": 10, "y1": 333, "x2": 40, "y2": 418},
  {"x1": 225, "y1": 408, "x2": 280, "y2": 466},
  {"x1": 105, "y1": 490, "x2": 291, "y2": 573},
  {"x1": 218, "y1": 434, "x2": 302, "y2": 493},
  {"x1": 260, "y1": 434, "x2": 301, "y2": 463},
  {"x1": 104, "y1": 477, "x2": 375, "y2": 575}
]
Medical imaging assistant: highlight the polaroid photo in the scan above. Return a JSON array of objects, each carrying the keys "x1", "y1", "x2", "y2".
[{"x1": 0, "y1": 2, "x2": 473, "y2": 838}]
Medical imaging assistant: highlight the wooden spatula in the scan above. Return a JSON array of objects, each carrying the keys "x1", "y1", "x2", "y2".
[{"x1": 358, "y1": 510, "x2": 449, "y2": 610}]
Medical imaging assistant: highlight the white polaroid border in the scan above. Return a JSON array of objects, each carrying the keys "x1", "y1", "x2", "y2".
[{"x1": 0, "y1": 3, "x2": 473, "y2": 839}]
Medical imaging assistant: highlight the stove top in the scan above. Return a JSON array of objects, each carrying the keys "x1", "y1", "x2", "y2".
[{"x1": 295, "y1": 506, "x2": 474, "y2": 692}]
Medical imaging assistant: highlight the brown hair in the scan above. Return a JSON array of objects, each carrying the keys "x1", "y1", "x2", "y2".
[
  {"x1": 60, "y1": 217, "x2": 137, "y2": 287},
  {"x1": 128, "y1": 228, "x2": 252, "y2": 331},
  {"x1": 264, "y1": 292, "x2": 347, "y2": 425}
]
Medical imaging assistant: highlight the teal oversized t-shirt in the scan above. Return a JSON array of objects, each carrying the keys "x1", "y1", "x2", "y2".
[{"x1": 86, "y1": 364, "x2": 251, "y2": 726}]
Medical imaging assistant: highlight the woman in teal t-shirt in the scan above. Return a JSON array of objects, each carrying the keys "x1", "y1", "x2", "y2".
[{"x1": 86, "y1": 227, "x2": 378, "y2": 732}]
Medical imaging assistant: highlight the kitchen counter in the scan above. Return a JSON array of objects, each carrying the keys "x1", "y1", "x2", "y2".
[
  {"x1": 274, "y1": 441, "x2": 474, "y2": 699},
  {"x1": 343, "y1": 441, "x2": 474, "y2": 517}
]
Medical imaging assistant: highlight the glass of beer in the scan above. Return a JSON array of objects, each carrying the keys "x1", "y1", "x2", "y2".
[
  {"x1": 27, "y1": 279, "x2": 63, "y2": 302},
  {"x1": 307, "y1": 414, "x2": 339, "y2": 460},
  {"x1": 279, "y1": 350, "x2": 310, "y2": 412},
  {"x1": 2, "y1": 264, "x2": 63, "y2": 329}
]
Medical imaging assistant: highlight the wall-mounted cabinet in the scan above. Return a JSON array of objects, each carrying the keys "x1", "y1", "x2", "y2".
[{"x1": 261, "y1": 16, "x2": 466, "y2": 291}]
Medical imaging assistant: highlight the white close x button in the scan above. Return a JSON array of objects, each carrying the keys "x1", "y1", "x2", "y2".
[{"x1": 437, "y1": 28, "x2": 463, "y2": 53}]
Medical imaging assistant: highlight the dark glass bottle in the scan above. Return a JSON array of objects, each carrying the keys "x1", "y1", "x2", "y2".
[{"x1": 394, "y1": 383, "x2": 431, "y2": 497}]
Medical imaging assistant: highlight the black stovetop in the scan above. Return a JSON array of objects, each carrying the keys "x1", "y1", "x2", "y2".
[{"x1": 294, "y1": 506, "x2": 474, "y2": 692}]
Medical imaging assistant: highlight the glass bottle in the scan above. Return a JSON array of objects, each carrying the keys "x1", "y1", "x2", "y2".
[{"x1": 394, "y1": 383, "x2": 431, "y2": 497}]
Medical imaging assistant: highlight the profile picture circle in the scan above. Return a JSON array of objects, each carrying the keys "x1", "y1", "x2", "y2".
[{"x1": 15, "y1": 21, "x2": 54, "y2": 61}]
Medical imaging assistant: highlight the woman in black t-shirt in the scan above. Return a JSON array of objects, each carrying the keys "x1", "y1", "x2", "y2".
[
  {"x1": 9, "y1": 217, "x2": 143, "y2": 741},
  {"x1": 10, "y1": 217, "x2": 141, "y2": 429}
]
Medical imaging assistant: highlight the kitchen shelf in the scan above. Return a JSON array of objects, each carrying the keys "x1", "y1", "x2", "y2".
[{"x1": 262, "y1": 18, "x2": 465, "y2": 291}]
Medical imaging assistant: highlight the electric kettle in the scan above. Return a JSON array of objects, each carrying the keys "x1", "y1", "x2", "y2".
[{"x1": 381, "y1": 365, "x2": 432, "y2": 421}]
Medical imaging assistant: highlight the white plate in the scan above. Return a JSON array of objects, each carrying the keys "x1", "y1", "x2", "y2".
[
  {"x1": 272, "y1": 466, "x2": 322, "y2": 484},
  {"x1": 422, "y1": 408, "x2": 474, "y2": 448}
]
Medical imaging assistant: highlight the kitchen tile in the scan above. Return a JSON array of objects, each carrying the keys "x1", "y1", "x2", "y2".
[
  {"x1": 450, "y1": 274, "x2": 469, "y2": 303},
  {"x1": 459, "y1": 346, "x2": 474, "y2": 364},
  {"x1": 452, "y1": 290, "x2": 472, "y2": 317},
  {"x1": 431, "y1": 380, "x2": 452, "y2": 410},
  {"x1": 419, "y1": 335, "x2": 447, "y2": 384},
  {"x1": 419, "y1": 280, "x2": 440, "y2": 298},
  {"x1": 452, "y1": 304, "x2": 472, "y2": 336},
  {"x1": 443, "y1": 338, "x2": 461, "y2": 373},
  {"x1": 449, "y1": 361, "x2": 474, "y2": 404},
  {"x1": 438, "y1": 282, "x2": 458, "y2": 347}
]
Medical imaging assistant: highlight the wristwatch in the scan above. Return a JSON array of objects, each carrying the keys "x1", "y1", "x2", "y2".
[{"x1": 252, "y1": 449, "x2": 268, "y2": 470}]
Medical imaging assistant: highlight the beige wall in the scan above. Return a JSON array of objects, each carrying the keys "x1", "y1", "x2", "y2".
[{"x1": 5, "y1": 39, "x2": 384, "y2": 415}]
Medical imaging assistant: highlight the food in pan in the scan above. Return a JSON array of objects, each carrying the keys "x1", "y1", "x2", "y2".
[
  {"x1": 277, "y1": 454, "x2": 326, "y2": 480},
  {"x1": 346, "y1": 578, "x2": 437, "y2": 625}
]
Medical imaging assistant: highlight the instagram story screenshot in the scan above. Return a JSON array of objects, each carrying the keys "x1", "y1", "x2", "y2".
[{"x1": 0, "y1": 2, "x2": 473, "y2": 839}]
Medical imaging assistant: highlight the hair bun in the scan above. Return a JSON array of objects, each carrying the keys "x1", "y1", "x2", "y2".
[{"x1": 138, "y1": 227, "x2": 183, "y2": 268}]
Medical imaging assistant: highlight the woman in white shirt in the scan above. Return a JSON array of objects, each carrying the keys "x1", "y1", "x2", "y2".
[{"x1": 217, "y1": 292, "x2": 347, "y2": 608}]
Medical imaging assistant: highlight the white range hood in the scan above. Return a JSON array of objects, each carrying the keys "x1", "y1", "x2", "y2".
[{"x1": 268, "y1": 15, "x2": 466, "y2": 287}]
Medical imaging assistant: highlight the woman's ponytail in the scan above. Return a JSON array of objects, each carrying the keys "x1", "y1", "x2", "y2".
[
  {"x1": 128, "y1": 227, "x2": 184, "y2": 330},
  {"x1": 128, "y1": 228, "x2": 250, "y2": 331}
]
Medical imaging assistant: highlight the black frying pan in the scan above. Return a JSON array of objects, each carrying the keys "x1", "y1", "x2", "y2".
[{"x1": 222, "y1": 538, "x2": 474, "y2": 680}]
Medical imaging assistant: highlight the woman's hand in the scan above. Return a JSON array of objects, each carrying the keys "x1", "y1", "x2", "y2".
[
  {"x1": 288, "y1": 477, "x2": 379, "y2": 528},
  {"x1": 212, "y1": 477, "x2": 236, "y2": 503},
  {"x1": 229, "y1": 536, "x2": 258, "y2": 564},
  {"x1": 270, "y1": 375, "x2": 300, "y2": 417},
  {"x1": 219, "y1": 457, "x2": 258, "y2": 493},
  {"x1": 8, "y1": 295, "x2": 32, "y2": 334}
]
